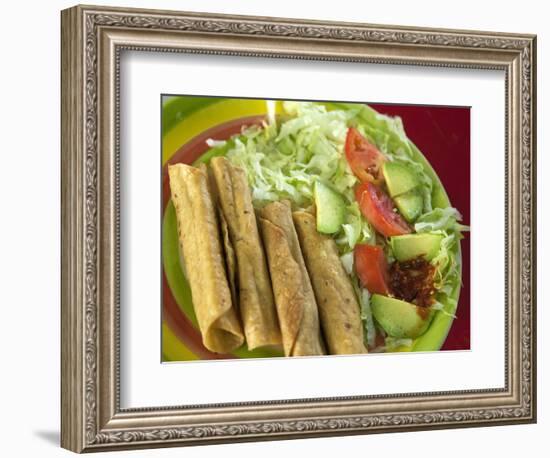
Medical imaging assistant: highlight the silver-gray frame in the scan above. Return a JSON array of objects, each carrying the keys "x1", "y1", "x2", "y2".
[{"x1": 61, "y1": 4, "x2": 536, "y2": 453}]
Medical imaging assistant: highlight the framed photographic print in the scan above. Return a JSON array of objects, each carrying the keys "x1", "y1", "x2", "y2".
[{"x1": 61, "y1": 4, "x2": 537, "y2": 453}]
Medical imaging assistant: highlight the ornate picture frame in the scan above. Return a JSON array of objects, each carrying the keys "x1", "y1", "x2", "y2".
[{"x1": 61, "y1": 4, "x2": 536, "y2": 453}]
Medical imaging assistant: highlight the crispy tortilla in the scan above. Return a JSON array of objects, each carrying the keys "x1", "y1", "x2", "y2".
[
  {"x1": 200, "y1": 163, "x2": 239, "y2": 310},
  {"x1": 168, "y1": 163, "x2": 244, "y2": 353},
  {"x1": 259, "y1": 201, "x2": 324, "y2": 357},
  {"x1": 293, "y1": 211, "x2": 367, "y2": 355},
  {"x1": 209, "y1": 157, "x2": 281, "y2": 349},
  {"x1": 218, "y1": 211, "x2": 239, "y2": 309}
]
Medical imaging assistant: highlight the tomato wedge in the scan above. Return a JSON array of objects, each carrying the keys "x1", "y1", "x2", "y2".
[
  {"x1": 354, "y1": 244, "x2": 391, "y2": 295},
  {"x1": 355, "y1": 181, "x2": 411, "y2": 237},
  {"x1": 344, "y1": 127, "x2": 386, "y2": 185}
]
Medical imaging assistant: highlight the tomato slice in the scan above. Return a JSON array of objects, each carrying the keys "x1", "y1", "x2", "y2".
[
  {"x1": 355, "y1": 181, "x2": 411, "y2": 237},
  {"x1": 345, "y1": 127, "x2": 386, "y2": 184},
  {"x1": 354, "y1": 244, "x2": 391, "y2": 295}
]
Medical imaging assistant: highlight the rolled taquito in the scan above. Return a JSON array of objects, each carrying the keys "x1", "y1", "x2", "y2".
[
  {"x1": 199, "y1": 163, "x2": 239, "y2": 308},
  {"x1": 259, "y1": 200, "x2": 324, "y2": 357},
  {"x1": 218, "y1": 210, "x2": 239, "y2": 307},
  {"x1": 209, "y1": 157, "x2": 281, "y2": 349},
  {"x1": 168, "y1": 163, "x2": 244, "y2": 353},
  {"x1": 293, "y1": 211, "x2": 367, "y2": 355}
]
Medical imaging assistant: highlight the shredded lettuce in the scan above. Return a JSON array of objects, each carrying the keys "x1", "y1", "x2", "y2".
[
  {"x1": 336, "y1": 201, "x2": 373, "y2": 250},
  {"x1": 414, "y1": 207, "x2": 469, "y2": 316},
  {"x1": 415, "y1": 207, "x2": 469, "y2": 233},
  {"x1": 340, "y1": 252, "x2": 354, "y2": 276},
  {"x1": 354, "y1": 282, "x2": 376, "y2": 348},
  {"x1": 226, "y1": 102, "x2": 371, "y2": 252}
]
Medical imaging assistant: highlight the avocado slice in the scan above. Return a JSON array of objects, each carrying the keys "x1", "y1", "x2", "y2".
[
  {"x1": 390, "y1": 233, "x2": 443, "y2": 262},
  {"x1": 394, "y1": 190, "x2": 423, "y2": 222},
  {"x1": 382, "y1": 161, "x2": 420, "y2": 198},
  {"x1": 371, "y1": 294, "x2": 434, "y2": 339},
  {"x1": 314, "y1": 180, "x2": 346, "y2": 234}
]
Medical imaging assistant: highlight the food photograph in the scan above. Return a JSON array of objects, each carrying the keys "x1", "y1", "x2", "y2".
[{"x1": 161, "y1": 97, "x2": 470, "y2": 362}]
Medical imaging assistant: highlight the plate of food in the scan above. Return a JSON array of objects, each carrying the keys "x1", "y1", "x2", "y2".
[{"x1": 161, "y1": 97, "x2": 468, "y2": 362}]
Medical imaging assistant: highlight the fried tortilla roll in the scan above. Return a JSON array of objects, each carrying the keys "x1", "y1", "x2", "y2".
[
  {"x1": 293, "y1": 211, "x2": 367, "y2": 355},
  {"x1": 209, "y1": 157, "x2": 281, "y2": 349},
  {"x1": 259, "y1": 201, "x2": 325, "y2": 357},
  {"x1": 199, "y1": 163, "x2": 239, "y2": 307},
  {"x1": 168, "y1": 163, "x2": 244, "y2": 353}
]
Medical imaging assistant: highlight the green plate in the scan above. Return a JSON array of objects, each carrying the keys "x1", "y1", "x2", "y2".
[{"x1": 161, "y1": 96, "x2": 461, "y2": 361}]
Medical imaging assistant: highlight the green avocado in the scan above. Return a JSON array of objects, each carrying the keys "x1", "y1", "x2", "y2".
[
  {"x1": 371, "y1": 294, "x2": 435, "y2": 339},
  {"x1": 314, "y1": 180, "x2": 346, "y2": 234},
  {"x1": 382, "y1": 161, "x2": 420, "y2": 198},
  {"x1": 394, "y1": 190, "x2": 423, "y2": 222},
  {"x1": 390, "y1": 233, "x2": 444, "y2": 262}
]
